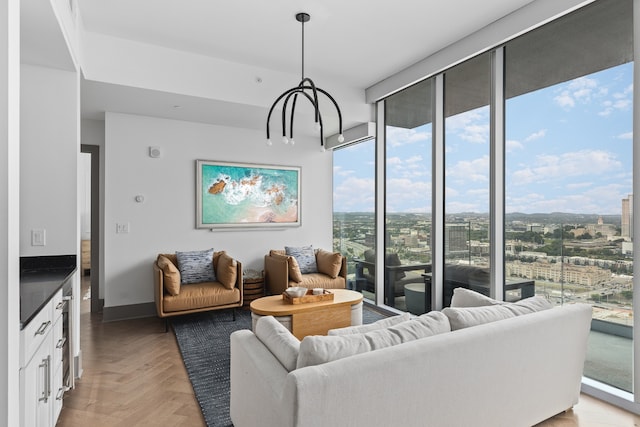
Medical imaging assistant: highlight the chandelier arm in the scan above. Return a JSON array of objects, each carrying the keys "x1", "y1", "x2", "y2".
[
  {"x1": 315, "y1": 87, "x2": 344, "y2": 135},
  {"x1": 300, "y1": 77, "x2": 320, "y2": 124},
  {"x1": 266, "y1": 86, "x2": 304, "y2": 139},
  {"x1": 282, "y1": 88, "x2": 324, "y2": 146},
  {"x1": 289, "y1": 93, "x2": 299, "y2": 139}
]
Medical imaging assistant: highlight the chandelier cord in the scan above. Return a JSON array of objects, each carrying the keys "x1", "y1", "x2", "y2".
[{"x1": 301, "y1": 16, "x2": 305, "y2": 80}]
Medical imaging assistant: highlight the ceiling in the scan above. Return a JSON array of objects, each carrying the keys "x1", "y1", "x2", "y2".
[{"x1": 26, "y1": 0, "x2": 542, "y2": 131}]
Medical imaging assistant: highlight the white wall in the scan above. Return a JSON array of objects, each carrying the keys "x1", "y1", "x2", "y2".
[
  {"x1": 20, "y1": 64, "x2": 78, "y2": 256},
  {"x1": 103, "y1": 112, "x2": 333, "y2": 308}
]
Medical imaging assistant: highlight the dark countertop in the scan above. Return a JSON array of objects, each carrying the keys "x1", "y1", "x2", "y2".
[{"x1": 20, "y1": 255, "x2": 76, "y2": 329}]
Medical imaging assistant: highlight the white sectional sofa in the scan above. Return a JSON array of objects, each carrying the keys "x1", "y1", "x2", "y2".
[{"x1": 230, "y1": 290, "x2": 592, "y2": 427}]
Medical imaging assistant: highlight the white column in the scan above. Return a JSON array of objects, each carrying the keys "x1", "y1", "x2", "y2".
[
  {"x1": 0, "y1": 0, "x2": 21, "y2": 425},
  {"x1": 431, "y1": 74, "x2": 445, "y2": 311}
]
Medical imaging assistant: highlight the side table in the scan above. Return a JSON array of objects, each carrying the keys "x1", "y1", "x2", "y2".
[{"x1": 243, "y1": 269, "x2": 265, "y2": 309}]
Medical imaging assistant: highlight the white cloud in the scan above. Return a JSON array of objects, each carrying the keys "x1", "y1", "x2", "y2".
[
  {"x1": 447, "y1": 155, "x2": 489, "y2": 182},
  {"x1": 524, "y1": 129, "x2": 546, "y2": 142},
  {"x1": 385, "y1": 178, "x2": 431, "y2": 212},
  {"x1": 554, "y1": 77, "x2": 600, "y2": 110},
  {"x1": 510, "y1": 149, "x2": 621, "y2": 185},
  {"x1": 333, "y1": 177, "x2": 375, "y2": 211},
  {"x1": 446, "y1": 107, "x2": 490, "y2": 144},
  {"x1": 618, "y1": 132, "x2": 633, "y2": 140},
  {"x1": 506, "y1": 140, "x2": 523, "y2": 152},
  {"x1": 386, "y1": 127, "x2": 431, "y2": 148}
]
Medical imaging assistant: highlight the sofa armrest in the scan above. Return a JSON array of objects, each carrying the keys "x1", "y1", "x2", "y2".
[
  {"x1": 264, "y1": 254, "x2": 289, "y2": 295},
  {"x1": 230, "y1": 330, "x2": 293, "y2": 427},
  {"x1": 153, "y1": 262, "x2": 166, "y2": 317},
  {"x1": 235, "y1": 260, "x2": 244, "y2": 304}
]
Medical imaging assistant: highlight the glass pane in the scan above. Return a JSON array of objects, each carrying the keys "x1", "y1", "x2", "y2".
[
  {"x1": 383, "y1": 78, "x2": 433, "y2": 313},
  {"x1": 443, "y1": 52, "x2": 491, "y2": 307},
  {"x1": 505, "y1": 0, "x2": 633, "y2": 392},
  {"x1": 333, "y1": 139, "x2": 376, "y2": 300}
]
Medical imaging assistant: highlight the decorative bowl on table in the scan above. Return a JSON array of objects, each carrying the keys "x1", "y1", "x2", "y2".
[{"x1": 285, "y1": 287, "x2": 308, "y2": 298}]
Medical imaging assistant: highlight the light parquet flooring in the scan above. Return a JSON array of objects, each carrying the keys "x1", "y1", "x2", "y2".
[{"x1": 57, "y1": 277, "x2": 640, "y2": 427}]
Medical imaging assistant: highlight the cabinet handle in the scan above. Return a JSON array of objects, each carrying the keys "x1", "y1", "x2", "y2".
[
  {"x1": 56, "y1": 300, "x2": 67, "y2": 310},
  {"x1": 38, "y1": 356, "x2": 50, "y2": 403},
  {"x1": 56, "y1": 337, "x2": 67, "y2": 349},
  {"x1": 56, "y1": 387, "x2": 65, "y2": 401},
  {"x1": 34, "y1": 320, "x2": 51, "y2": 336}
]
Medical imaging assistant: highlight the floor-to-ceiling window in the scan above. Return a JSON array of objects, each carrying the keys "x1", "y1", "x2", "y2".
[
  {"x1": 337, "y1": 0, "x2": 636, "y2": 408},
  {"x1": 333, "y1": 138, "x2": 377, "y2": 299},
  {"x1": 383, "y1": 78, "x2": 434, "y2": 313},
  {"x1": 505, "y1": 0, "x2": 634, "y2": 392},
  {"x1": 443, "y1": 52, "x2": 492, "y2": 307}
]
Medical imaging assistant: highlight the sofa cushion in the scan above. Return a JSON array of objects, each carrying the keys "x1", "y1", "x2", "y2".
[
  {"x1": 285, "y1": 245, "x2": 318, "y2": 274},
  {"x1": 328, "y1": 312, "x2": 413, "y2": 336},
  {"x1": 216, "y1": 252, "x2": 237, "y2": 290},
  {"x1": 450, "y1": 288, "x2": 553, "y2": 314},
  {"x1": 297, "y1": 311, "x2": 450, "y2": 368},
  {"x1": 157, "y1": 255, "x2": 181, "y2": 296},
  {"x1": 442, "y1": 305, "x2": 516, "y2": 330},
  {"x1": 162, "y1": 282, "x2": 239, "y2": 312},
  {"x1": 255, "y1": 316, "x2": 300, "y2": 372},
  {"x1": 297, "y1": 273, "x2": 344, "y2": 289},
  {"x1": 176, "y1": 248, "x2": 216, "y2": 284},
  {"x1": 450, "y1": 287, "x2": 502, "y2": 307},
  {"x1": 316, "y1": 249, "x2": 343, "y2": 278}
]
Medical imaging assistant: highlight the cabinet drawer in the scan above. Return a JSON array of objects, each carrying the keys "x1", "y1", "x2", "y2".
[
  {"x1": 52, "y1": 360, "x2": 64, "y2": 423},
  {"x1": 51, "y1": 289, "x2": 65, "y2": 323},
  {"x1": 52, "y1": 314, "x2": 64, "y2": 372},
  {"x1": 20, "y1": 302, "x2": 53, "y2": 368}
]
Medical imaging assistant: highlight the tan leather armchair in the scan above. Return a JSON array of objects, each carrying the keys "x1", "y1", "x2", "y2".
[
  {"x1": 154, "y1": 251, "x2": 243, "y2": 331},
  {"x1": 264, "y1": 249, "x2": 347, "y2": 295}
]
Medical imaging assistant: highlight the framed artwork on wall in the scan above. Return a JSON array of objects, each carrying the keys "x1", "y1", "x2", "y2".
[{"x1": 196, "y1": 160, "x2": 301, "y2": 229}]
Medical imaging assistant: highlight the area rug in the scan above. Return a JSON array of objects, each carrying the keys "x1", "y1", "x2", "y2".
[{"x1": 172, "y1": 304, "x2": 389, "y2": 427}]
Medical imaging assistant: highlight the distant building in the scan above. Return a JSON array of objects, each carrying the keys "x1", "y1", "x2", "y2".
[
  {"x1": 622, "y1": 194, "x2": 633, "y2": 240},
  {"x1": 445, "y1": 224, "x2": 468, "y2": 254}
]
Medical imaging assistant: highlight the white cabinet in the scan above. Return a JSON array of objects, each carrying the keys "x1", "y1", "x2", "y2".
[{"x1": 20, "y1": 289, "x2": 64, "y2": 427}]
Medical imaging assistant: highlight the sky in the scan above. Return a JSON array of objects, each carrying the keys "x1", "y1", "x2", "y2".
[{"x1": 333, "y1": 62, "x2": 633, "y2": 215}]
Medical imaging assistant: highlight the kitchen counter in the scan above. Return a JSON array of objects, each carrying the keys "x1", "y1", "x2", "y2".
[{"x1": 20, "y1": 255, "x2": 76, "y2": 329}]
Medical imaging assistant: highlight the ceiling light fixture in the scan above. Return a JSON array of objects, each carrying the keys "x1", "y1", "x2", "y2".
[{"x1": 266, "y1": 12, "x2": 344, "y2": 151}]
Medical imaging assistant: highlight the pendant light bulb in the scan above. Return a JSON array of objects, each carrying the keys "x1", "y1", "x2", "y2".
[
  {"x1": 266, "y1": 138, "x2": 273, "y2": 146},
  {"x1": 337, "y1": 134, "x2": 345, "y2": 143},
  {"x1": 290, "y1": 138, "x2": 295, "y2": 146},
  {"x1": 282, "y1": 136, "x2": 289, "y2": 144}
]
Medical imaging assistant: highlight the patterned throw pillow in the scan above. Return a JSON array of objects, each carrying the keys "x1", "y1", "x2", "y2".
[
  {"x1": 285, "y1": 245, "x2": 318, "y2": 274},
  {"x1": 175, "y1": 248, "x2": 216, "y2": 284}
]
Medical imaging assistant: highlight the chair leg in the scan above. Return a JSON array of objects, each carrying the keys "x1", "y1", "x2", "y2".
[
  {"x1": 165, "y1": 318, "x2": 169, "y2": 333},
  {"x1": 232, "y1": 308, "x2": 236, "y2": 321}
]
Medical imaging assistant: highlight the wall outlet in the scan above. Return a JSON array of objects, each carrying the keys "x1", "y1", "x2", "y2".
[
  {"x1": 31, "y1": 229, "x2": 46, "y2": 246},
  {"x1": 116, "y1": 223, "x2": 130, "y2": 234}
]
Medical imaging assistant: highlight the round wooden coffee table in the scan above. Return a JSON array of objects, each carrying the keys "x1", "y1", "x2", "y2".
[{"x1": 250, "y1": 289, "x2": 363, "y2": 339}]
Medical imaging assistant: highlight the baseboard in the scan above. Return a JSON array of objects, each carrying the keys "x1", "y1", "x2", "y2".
[{"x1": 102, "y1": 302, "x2": 156, "y2": 322}]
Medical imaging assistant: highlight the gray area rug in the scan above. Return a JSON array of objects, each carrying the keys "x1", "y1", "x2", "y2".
[{"x1": 172, "y1": 304, "x2": 389, "y2": 427}]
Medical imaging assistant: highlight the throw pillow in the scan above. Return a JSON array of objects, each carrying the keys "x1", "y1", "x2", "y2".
[
  {"x1": 328, "y1": 312, "x2": 413, "y2": 336},
  {"x1": 503, "y1": 296, "x2": 553, "y2": 315},
  {"x1": 157, "y1": 255, "x2": 181, "y2": 296},
  {"x1": 285, "y1": 245, "x2": 318, "y2": 274},
  {"x1": 450, "y1": 287, "x2": 502, "y2": 308},
  {"x1": 255, "y1": 316, "x2": 300, "y2": 372},
  {"x1": 175, "y1": 248, "x2": 216, "y2": 284},
  {"x1": 297, "y1": 311, "x2": 450, "y2": 369},
  {"x1": 316, "y1": 249, "x2": 343, "y2": 278},
  {"x1": 442, "y1": 305, "x2": 516, "y2": 330},
  {"x1": 216, "y1": 252, "x2": 237, "y2": 290}
]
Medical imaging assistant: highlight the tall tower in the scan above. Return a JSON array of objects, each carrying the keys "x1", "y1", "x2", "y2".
[{"x1": 622, "y1": 194, "x2": 633, "y2": 239}]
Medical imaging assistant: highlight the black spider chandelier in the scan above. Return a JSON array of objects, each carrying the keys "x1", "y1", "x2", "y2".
[{"x1": 266, "y1": 12, "x2": 344, "y2": 151}]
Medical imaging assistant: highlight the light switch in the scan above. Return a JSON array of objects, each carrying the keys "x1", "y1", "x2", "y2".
[
  {"x1": 116, "y1": 223, "x2": 130, "y2": 234},
  {"x1": 31, "y1": 229, "x2": 46, "y2": 246}
]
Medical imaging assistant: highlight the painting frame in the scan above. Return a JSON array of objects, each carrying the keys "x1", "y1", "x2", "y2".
[{"x1": 196, "y1": 160, "x2": 301, "y2": 229}]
